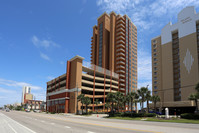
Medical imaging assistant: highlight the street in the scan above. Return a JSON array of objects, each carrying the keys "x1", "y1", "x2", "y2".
[{"x1": 0, "y1": 111, "x2": 199, "y2": 133}]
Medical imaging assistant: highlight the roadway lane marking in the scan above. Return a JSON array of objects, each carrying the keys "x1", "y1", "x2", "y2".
[
  {"x1": 4, "y1": 119, "x2": 17, "y2": 133},
  {"x1": 41, "y1": 120, "x2": 45, "y2": 123},
  {"x1": 87, "y1": 131, "x2": 95, "y2": 133},
  {"x1": 30, "y1": 114, "x2": 161, "y2": 133},
  {"x1": 35, "y1": 119, "x2": 37, "y2": 120},
  {"x1": 51, "y1": 123, "x2": 55, "y2": 125},
  {"x1": 64, "y1": 126, "x2": 71, "y2": 128},
  {"x1": 2, "y1": 113, "x2": 37, "y2": 133}
]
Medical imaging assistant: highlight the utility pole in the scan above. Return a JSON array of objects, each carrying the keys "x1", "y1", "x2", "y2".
[{"x1": 76, "y1": 82, "x2": 79, "y2": 115}]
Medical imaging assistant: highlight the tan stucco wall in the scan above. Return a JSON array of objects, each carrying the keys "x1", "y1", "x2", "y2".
[{"x1": 179, "y1": 33, "x2": 199, "y2": 101}]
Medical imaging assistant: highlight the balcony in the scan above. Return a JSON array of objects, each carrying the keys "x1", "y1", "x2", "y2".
[
  {"x1": 116, "y1": 23, "x2": 125, "y2": 29},
  {"x1": 116, "y1": 48, "x2": 125, "y2": 53},
  {"x1": 116, "y1": 69, "x2": 125, "y2": 74},
  {"x1": 116, "y1": 56, "x2": 125, "y2": 61},
  {"x1": 119, "y1": 78, "x2": 125, "y2": 82},
  {"x1": 119, "y1": 74, "x2": 125, "y2": 78},
  {"x1": 116, "y1": 44, "x2": 125, "y2": 49},
  {"x1": 116, "y1": 19, "x2": 125, "y2": 25},
  {"x1": 116, "y1": 31, "x2": 125, "y2": 37},
  {"x1": 116, "y1": 61, "x2": 125, "y2": 65},
  {"x1": 116, "y1": 40, "x2": 125, "y2": 44},
  {"x1": 116, "y1": 52, "x2": 125, "y2": 57},
  {"x1": 120, "y1": 83, "x2": 125, "y2": 87},
  {"x1": 116, "y1": 36, "x2": 125, "y2": 41},
  {"x1": 116, "y1": 65, "x2": 125, "y2": 69},
  {"x1": 116, "y1": 27, "x2": 125, "y2": 33}
]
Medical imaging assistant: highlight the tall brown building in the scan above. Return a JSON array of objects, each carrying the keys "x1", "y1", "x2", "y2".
[
  {"x1": 151, "y1": 6, "x2": 199, "y2": 113},
  {"x1": 91, "y1": 12, "x2": 137, "y2": 97}
]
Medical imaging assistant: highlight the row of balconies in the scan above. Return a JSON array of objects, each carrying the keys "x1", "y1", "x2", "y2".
[{"x1": 116, "y1": 23, "x2": 125, "y2": 29}]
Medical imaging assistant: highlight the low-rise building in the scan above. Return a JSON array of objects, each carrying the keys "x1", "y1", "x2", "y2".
[
  {"x1": 24, "y1": 100, "x2": 43, "y2": 110},
  {"x1": 46, "y1": 55, "x2": 119, "y2": 113}
]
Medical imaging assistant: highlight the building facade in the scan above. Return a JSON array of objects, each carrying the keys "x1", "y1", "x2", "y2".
[
  {"x1": 21, "y1": 86, "x2": 32, "y2": 104},
  {"x1": 25, "y1": 100, "x2": 43, "y2": 110},
  {"x1": 91, "y1": 12, "x2": 137, "y2": 96},
  {"x1": 151, "y1": 6, "x2": 199, "y2": 113},
  {"x1": 46, "y1": 56, "x2": 119, "y2": 113}
]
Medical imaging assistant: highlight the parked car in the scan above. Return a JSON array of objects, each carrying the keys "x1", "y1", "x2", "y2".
[
  {"x1": 26, "y1": 109, "x2": 30, "y2": 112},
  {"x1": 33, "y1": 110, "x2": 40, "y2": 113}
]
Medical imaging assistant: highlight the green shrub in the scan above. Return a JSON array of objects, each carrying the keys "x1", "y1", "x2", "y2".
[
  {"x1": 181, "y1": 113, "x2": 199, "y2": 120},
  {"x1": 109, "y1": 112, "x2": 156, "y2": 118}
]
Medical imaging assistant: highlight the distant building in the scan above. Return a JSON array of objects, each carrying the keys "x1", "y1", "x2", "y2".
[
  {"x1": 24, "y1": 100, "x2": 43, "y2": 110},
  {"x1": 46, "y1": 55, "x2": 119, "y2": 113},
  {"x1": 151, "y1": 6, "x2": 199, "y2": 113},
  {"x1": 21, "y1": 86, "x2": 32, "y2": 104}
]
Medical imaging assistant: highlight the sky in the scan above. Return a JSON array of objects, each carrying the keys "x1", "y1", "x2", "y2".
[{"x1": 0, "y1": 0, "x2": 199, "y2": 107}]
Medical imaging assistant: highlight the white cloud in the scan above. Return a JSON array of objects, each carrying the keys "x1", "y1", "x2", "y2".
[
  {"x1": 31, "y1": 35, "x2": 60, "y2": 49},
  {"x1": 0, "y1": 87, "x2": 16, "y2": 93},
  {"x1": 137, "y1": 49, "x2": 152, "y2": 81},
  {"x1": 47, "y1": 76, "x2": 55, "y2": 80},
  {"x1": 0, "y1": 78, "x2": 43, "y2": 90},
  {"x1": 96, "y1": 0, "x2": 199, "y2": 30},
  {"x1": 40, "y1": 52, "x2": 50, "y2": 61}
]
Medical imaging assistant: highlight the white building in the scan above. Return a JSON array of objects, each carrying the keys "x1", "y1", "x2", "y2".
[{"x1": 21, "y1": 86, "x2": 31, "y2": 104}]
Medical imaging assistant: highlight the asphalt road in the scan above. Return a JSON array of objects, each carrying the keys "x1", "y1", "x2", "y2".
[{"x1": 0, "y1": 110, "x2": 199, "y2": 133}]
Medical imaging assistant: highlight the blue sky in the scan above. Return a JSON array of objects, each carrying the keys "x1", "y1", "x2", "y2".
[{"x1": 0, "y1": 0, "x2": 199, "y2": 107}]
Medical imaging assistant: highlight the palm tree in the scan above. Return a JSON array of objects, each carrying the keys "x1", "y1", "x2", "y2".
[
  {"x1": 188, "y1": 93, "x2": 199, "y2": 112},
  {"x1": 77, "y1": 94, "x2": 85, "y2": 114},
  {"x1": 134, "y1": 93, "x2": 139, "y2": 113},
  {"x1": 128, "y1": 92, "x2": 136, "y2": 112},
  {"x1": 115, "y1": 92, "x2": 124, "y2": 112},
  {"x1": 94, "y1": 99, "x2": 100, "y2": 112},
  {"x1": 151, "y1": 95, "x2": 160, "y2": 112},
  {"x1": 195, "y1": 82, "x2": 199, "y2": 92},
  {"x1": 146, "y1": 90, "x2": 152, "y2": 113},
  {"x1": 107, "y1": 92, "x2": 116, "y2": 114},
  {"x1": 82, "y1": 97, "x2": 91, "y2": 114},
  {"x1": 105, "y1": 102, "x2": 111, "y2": 113},
  {"x1": 137, "y1": 87, "x2": 148, "y2": 112}
]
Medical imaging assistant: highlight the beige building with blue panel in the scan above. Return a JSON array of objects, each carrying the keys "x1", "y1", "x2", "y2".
[{"x1": 151, "y1": 6, "x2": 199, "y2": 113}]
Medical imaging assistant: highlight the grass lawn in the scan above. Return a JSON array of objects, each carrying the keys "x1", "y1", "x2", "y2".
[{"x1": 108, "y1": 117, "x2": 199, "y2": 124}]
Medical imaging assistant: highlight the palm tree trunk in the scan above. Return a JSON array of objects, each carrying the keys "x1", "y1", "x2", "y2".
[
  {"x1": 112, "y1": 101, "x2": 114, "y2": 114},
  {"x1": 147, "y1": 100, "x2": 149, "y2": 113},
  {"x1": 142, "y1": 101, "x2": 144, "y2": 113},
  {"x1": 86, "y1": 105, "x2": 88, "y2": 114},
  {"x1": 117, "y1": 102, "x2": 119, "y2": 113},
  {"x1": 195, "y1": 99, "x2": 198, "y2": 112},
  {"x1": 135, "y1": 101, "x2": 137, "y2": 113},
  {"x1": 81, "y1": 102, "x2": 83, "y2": 114},
  {"x1": 154, "y1": 102, "x2": 156, "y2": 113},
  {"x1": 131, "y1": 99, "x2": 133, "y2": 112}
]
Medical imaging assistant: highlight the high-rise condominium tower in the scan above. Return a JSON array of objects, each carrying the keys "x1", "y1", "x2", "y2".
[
  {"x1": 21, "y1": 86, "x2": 32, "y2": 104},
  {"x1": 91, "y1": 12, "x2": 137, "y2": 96},
  {"x1": 151, "y1": 6, "x2": 199, "y2": 113}
]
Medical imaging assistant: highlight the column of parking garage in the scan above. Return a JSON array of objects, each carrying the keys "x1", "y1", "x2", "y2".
[
  {"x1": 92, "y1": 65, "x2": 96, "y2": 111},
  {"x1": 103, "y1": 68, "x2": 106, "y2": 111},
  {"x1": 65, "y1": 61, "x2": 70, "y2": 113},
  {"x1": 110, "y1": 71, "x2": 112, "y2": 92}
]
